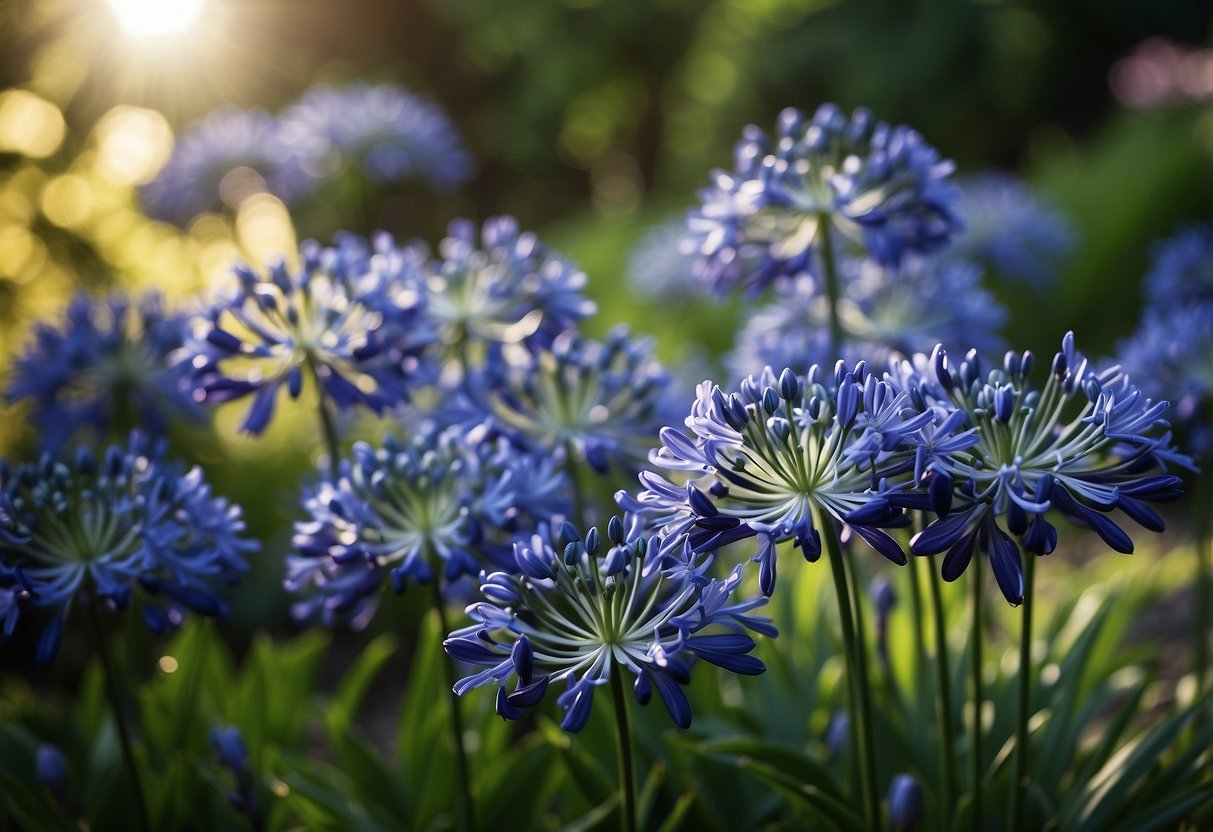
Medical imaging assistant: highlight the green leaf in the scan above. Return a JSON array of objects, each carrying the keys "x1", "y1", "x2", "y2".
[
  {"x1": 653, "y1": 790, "x2": 697, "y2": 832},
  {"x1": 555, "y1": 794, "x2": 619, "y2": 832},
  {"x1": 1105, "y1": 783, "x2": 1213, "y2": 832},
  {"x1": 327, "y1": 633, "x2": 398, "y2": 732}
]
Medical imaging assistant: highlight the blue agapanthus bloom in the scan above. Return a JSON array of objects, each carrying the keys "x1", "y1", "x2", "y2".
[
  {"x1": 898, "y1": 333, "x2": 1189, "y2": 604},
  {"x1": 181, "y1": 235, "x2": 433, "y2": 434},
  {"x1": 279, "y1": 82, "x2": 473, "y2": 192},
  {"x1": 1142, "y1": 223, "x2": 1213, "y2": 306},
  {"x1": 949, "y1": 173, "x2": 1075, "y2": 288},
  {"x1": 425, "y1": 216, "x2": 597, "y2": 355},
  {"x1": 0, "y1": 434, "x2": 255, "y2": 662},
  {"x1": 141, "y1": 107, "x2": 311, "y2": 226},
  {"x1": 210, "y1": 725, "x2": 260, "y2": 821},
  {"x1": 287, "y1": 425, "x2": 568, "y2": 627},
  {"x1": 443, "y1": 517, "x2": 774, "y2": 731},
  {"x1": 1117, "y1": 303, "x2": 1213, "y2": 454},
  {"x1": 685, "y1": 104, "x2": 959, "y2": 295},
  {"x1": 620, "y1": 363, "x2": 932, "y2": 595},
  {"x1": 489, "y1": 327, "x2": 673, "y2": 473},
  {"x1": 727, "y1": 256, "x2": 1005, "y2": 380},
  {"x1": 6, "y1": 292, "x2": 200, "y2": 452}
]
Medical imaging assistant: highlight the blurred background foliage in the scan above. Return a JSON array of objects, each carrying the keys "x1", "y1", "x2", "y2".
[{"x1": 0, "y1": 0, "x2": 1210, "y2": 639}]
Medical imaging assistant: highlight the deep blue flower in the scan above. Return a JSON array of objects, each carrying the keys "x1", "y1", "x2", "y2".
[
  {"x1": 888, "y1": 773, "x2": 924, "y2": 832},
  {"x1": 489, "y1": 327, "x2": 673, "y2": 474},
  {"x1": 870, "y1": 574, "x2": 896, "y2": 667},
  {"x1": 727, "y1": 256, "x2": 1005, "y2": 380},
  {"x1": 0, "y1": 434, "x2": 255, "y2": 661},
  {"x1": 6, "y1": 293, "x2": 200, "y2": 452},
  {"x1": 279, "y1": 82, "x2": 473, "y2": 192},
  {"x1": 210, "y1": 725, "x2": 259, "y2": 819},
  {"x1": 1143, "y1": 223, "x2": 1213, "y2": 306},
  {"x1": 949, "y1": 173, "x2": 1075, "y2": 288},
  {"x1": 1117, "y1": 303, "x2": 1213, "y2": 454},
  {"x1": 620, "y1": 363, "x2": 932, "y2": 595},
  {"x1": 181, "y1": 235, "x2": 433, "y2": 434},
  {"x1": 286, "y1": 425, "x2": 568, "y2": 627},
  {"x1": 443, "y1": 518, "x2": 774, "y2": 731},
  {"x1": 140, "y1": 107, "x2": 311, "y2": 226},
  {"x1": 685, "y1": 104, "x2": 959, "y2": 296},
  {"x1": 899, "y1": 333, "x2": 1190, "y2": 605},
  {"x1": 425, "y1": 216, "x2": 596, "y2": 356},
  {"x1": 36, "y1": 743, "x2": 68, "y2": 790}
]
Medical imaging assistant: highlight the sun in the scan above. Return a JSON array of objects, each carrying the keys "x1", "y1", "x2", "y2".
[{"x1": 105, "y1": 0, "x2": 206, "y2": 37}]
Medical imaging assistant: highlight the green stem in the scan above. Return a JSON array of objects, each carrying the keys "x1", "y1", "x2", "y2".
[
  {"x1": 308, "y1": 361, "x2": 341, "y2": 478},
  {"x1": 816, "y1": 506, "x2": 881, "y2": 831},
  {"x1": 908, "y1": 518, "x2": 929, "y2": 698},
  {"x1": 1009, "y1": 549, "x2": 1035, "y2": 832},
  {"x1": 1195, "y1": 477, "x2": 1211, "y2": 697},
  {"x1": 970, "y1": 553, "x2": 984, "y2": 832},
  {"x1": 609, "y1": 671, "x2": 638, "y2": 832},
  {"x1": 846, "y1": 547, "x2": 882, "y2": 829},
  {"x1": 87, "y1": 597, "x2": 150, "y2": 832},
  {"x1": 927, "y1": 559, "x2": 958, "y2": 826},
  {"x1": 816, "y1": 219, "x2": 844, "y2": 357},
  {"x1": 565, "y1": 441, "x2": 590, "y2": 526},
  {"x1": 430, "y1": 582, "x2": 477, "y2": 832}
]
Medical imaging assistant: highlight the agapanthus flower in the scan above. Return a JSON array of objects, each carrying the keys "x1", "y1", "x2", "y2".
[
  {"x1": 443, "y1": 518, "x2": 774, "y2": 731},
  {"x1": 36, "y1": 743, "x2": 68, "y2": 792},
  {"x1": 287, "y1": 425, "x2": 568, "y2": 626},
  {"x1": 6, "y1": 293, "x2": 199, "y2": 452},
  {"x1": 727, "y1": 256, "x2": 1005, "y2": 380},
  {"x1": 949, "y1": 173, "x2": 1075, "y2": 287},
  {"x1": 888, "y1": 773, "x2": 925, "y2": 832},
  {"x1": 685, "y1": 104, "x2": 959, "y2": 295},
  {"x1": 626, "y1": 216, "x2": 699, "y2": 298},
  {"x1": 0, "y1": 434, "x2": 255, "y2": 662},
  {"x1": 489, "y1": 327, "x2": 672, "y2": 473},
  {"x1": 181, "y1": 235, "x2": 433, "y2": 434},
  {"x1": 1142, "y1": 223, "x2": 1213, "y2": 306},
  {"x1": 279, "y1": 82, "x2": 473, "y2": 192},
  {"x1": 425, "y1": 217, "x2": 596, "y2": 355},
  {"x1": 621, "y1": 362, "x2": 932, "y2": 595},
  {"x1": 899, "y1": 333, "x2": 1189, "y2": 605},
  {"x1": 1117, "y1": 303, "x2": 1213, "y2": 454},
  {"x1": 140, "y1": 107, "x2": 311, "y2": 226}
]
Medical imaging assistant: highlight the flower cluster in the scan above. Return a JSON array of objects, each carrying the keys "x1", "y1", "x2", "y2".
[
  {"x1": 727, "y1": 256, "x2": 1005, "y2": 379},
  {"x1": 424, "y1": 216, "x2": 596, "y2": 356},
  {"x1": 444, "y1": 518, "x2": 774, "y2": 731},
  {"x1": 279, "y1": 82, "x2": 473, "y2": 191},
  {"x1": 949, "y1": 174, "x2": 1075, "y2": 287},
  {"x1": 140, "y1": 107, "x2": 313, "y2": 226},
  {"x1": 899, "y1": 333, "x2": 1189, "y2": 603},
  {"x1": 287, "y1": 425, "x2": 568, "y2": 626},
  {"x1": 489, "y1": 327, "x2": 673, "y2": 473},
  {"x1": 0, "y1": 434, "x2": 255, "y2": 661},
  {"x1": 622, "y1": 363, "x2": 932, "y2": 595},
  {"x1": 685, "y1": 104, "x2": 959, "y2": 296},
  {"x1": 180, "y1": 235, "x2": 432, "y2": 434},
  {"x1": 6, "y1": 292, "x2": 199, "y2": 451},
  {"x1": 1118, "y1": 223, "x2": 1213, "y2": 453},
  {"x1": 142, "y1": 83, "x2": 470, "y2": 226}
]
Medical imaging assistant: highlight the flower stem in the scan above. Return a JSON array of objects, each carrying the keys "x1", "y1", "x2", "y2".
[
  {"x1": 430, "y1": 582, "x2": 477, "y2": 832},
  {"x1": 970, "y1": 553, "x2": 984, "y2": 832},
  {"x1": 565, "y1": 441, "x2": 590, "y2": 527},
  {"x1": 1195, "y1": 476, "x2": 1211, "y2": 697},
  {"x1": 927, "y1": 559, "x2": 958, "y2": 825},
  {"x1": 908, "y1": 517, "x2": 929, "y2": 699},
  {"x1": 816, "y1": 219, "x2": 844, "y2": 356},
  {"x1": 846, "y1": 548, "x2": 882, "y2": 826},
  {"x1": 87, "y1": 597, "x2": 150, "y2": 832},
  {"x1": 308, "y1": 360, "x2": 341, "y2": 478},
  {"x1": 609, "y1": 670, "x2": 638, "y2": 832},
  {"x1": 1009, "y1": 548, "x2": 1035, "y2": 832},
  {"x1": 817, "y1": 506, "x2": 881, "y2": 831}
]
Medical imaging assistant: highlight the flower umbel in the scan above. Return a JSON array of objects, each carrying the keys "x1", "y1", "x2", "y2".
[
  {"x1": 685, "y1": 104, "x2": 959, "y2": 295},
  {"x1": 6, "y1": 293, "x2": 199, "y2": 451},
  {"x1": 182, "y1": 235, "x2": 433, "y2": 434},
  {"x1": 622, "y1": 363, "x2": 931, "y2": 595},
  {"x1": 0, "y1": 434, "x2": 255, "y2": 662},
  {"x1": 443, "y1": 518, "x2": 774, "y2": 731},
  {"x1": 287, "y1": 425, "x2": 568, "y2": 627},
  {"x1": 902, "y1": 333, "x2": 1190, "y2": 604}
]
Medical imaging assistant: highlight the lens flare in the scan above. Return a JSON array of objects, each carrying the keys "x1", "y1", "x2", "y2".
[{"x1": 105, "y1": 0, "x2": 205, "y2": 37}]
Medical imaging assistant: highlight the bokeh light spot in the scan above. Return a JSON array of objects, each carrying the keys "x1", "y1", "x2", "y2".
[{"x1": 0, "y1": 90, "x2": 66, "y2": 159}]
